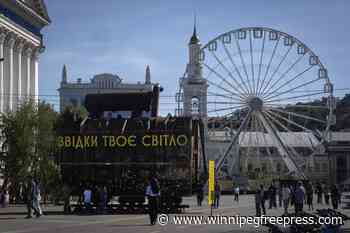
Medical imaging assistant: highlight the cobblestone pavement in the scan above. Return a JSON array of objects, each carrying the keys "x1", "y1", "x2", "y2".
[{"x1": 0, "y1": 195, "x2": 349, "y2": 233}]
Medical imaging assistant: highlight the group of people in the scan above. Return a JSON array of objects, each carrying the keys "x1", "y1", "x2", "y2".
[
  {"x1": 255, "y1": 181, "x2": 341, "y2": 216},
  {"x1": 14, "y1": 175, "x2": 343, "y2": 225},
  {"x1": 82, "y1": 185, "x2": 108, "y2": 213},
  {"x1": 195, "y1": 182, "x2": 240, "y2": 209},
  {"x1": 79, "y1": 175, "x2": 161, "y2": 226}
]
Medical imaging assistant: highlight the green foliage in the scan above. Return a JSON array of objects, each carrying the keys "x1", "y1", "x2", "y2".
[
  {"x1": 55, "y1": 105, "x2": 86, "y2": 131},
  {"x1": 0, "y1": 100, "x2": 37, "y2": 186},
  {"x1": 0, "y1": 100, "x2": 60, "y2": 196}
]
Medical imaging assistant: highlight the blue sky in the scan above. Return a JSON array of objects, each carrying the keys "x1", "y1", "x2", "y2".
[{"x1": 39, "y1": 0, "x2": 350, "y2": 114}]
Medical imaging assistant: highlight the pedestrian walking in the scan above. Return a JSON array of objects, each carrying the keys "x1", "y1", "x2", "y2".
[
  {"x1": 234, "y1": 186, "x2": 239, "y2": 203},
  {"x1": 331, "y1": 185, "x2": 340, "y2": 210},
  {"x1": 278, "y1": 185, "x2": 283, "y2": 208},
  {"x1": 324, "y1": 185, "x2": 330, "y2": 205},
  {"x1": 196, "y1": 183, "x2": 204, "y2": 207},
  {"x1": 33, "y1": 179, "x2": 42, "y2": 217},
  {"x1": 99, "y1": 186, "x2": 108, "y2": 213},
  {"x1": 0, "y1": 187, "x2": 4, "y2": 208},
  {"x1": 306, "y1": 182, "x2": 314, "y2": 211},
  {"x1": 214, "y1": 182, "x2": 221, "y2": 208},
  {"x1": 145, "y1": 174, "x2": 160, "y2": 225},
  {"x1": 83, "y1": 186, "x2": 92, "y2": 213},
  {"x1": 255, "y1": 188, "x2": 262, "y2": 217},
  {"x1": 255, "y1": 185, "x2": 266, "y2": 216},
  {"x1": 268, "y1": 183, "x2": 277, "y2": 209},
  {"x1": 3, "y1": 189, "x2": 9, "y2": 208},
  {"x1": 316, "y1": 183, "x2": 323, "y2": 204},
  {"x1": 24, "y1": 177, "x2": 40, "y2": 218},
  {"x1": 62, "y1": 184, "x2": 71, "y2": 214},
  {"x1": 282, "y1": 184, "x2": 291, "y2": 214},
  {"x1": 294, "y1": 181, "x2": 305, "y2": 213},
  {"x1": 24, "y1": 177, "x2": 33, "y2": 218}
]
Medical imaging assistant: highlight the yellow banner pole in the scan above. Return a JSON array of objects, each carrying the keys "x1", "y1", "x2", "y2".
[{"x1": 208, "y1": 160, "x2": 215, "y2": 215}]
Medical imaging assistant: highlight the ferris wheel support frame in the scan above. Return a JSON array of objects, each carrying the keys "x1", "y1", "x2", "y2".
[
  {"x1": 257, "y1": 111, "x2": 306, "y2": 179},
  {"x1": 215, "y1": 109, "x2": 252, "y2": 173}
]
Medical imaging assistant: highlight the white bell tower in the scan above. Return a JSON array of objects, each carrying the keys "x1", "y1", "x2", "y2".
[{"x1": 182, "y1": 22, "x2": 208, "y2": 118}]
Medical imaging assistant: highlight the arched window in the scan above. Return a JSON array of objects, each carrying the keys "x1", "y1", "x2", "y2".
[{"x1": 191, "y1": 97, "x2": 200, "y2": 115}]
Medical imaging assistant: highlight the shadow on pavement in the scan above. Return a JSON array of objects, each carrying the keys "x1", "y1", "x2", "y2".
[
  {"x1": 0, "y1": 217, "x2": 18, "y2": 220},
  {"x1": 0, "y1": 211, "x2": 66, "y2": 216},
  {"x1": 109, "y1": 224, "x2": 151, "y2": 227}
]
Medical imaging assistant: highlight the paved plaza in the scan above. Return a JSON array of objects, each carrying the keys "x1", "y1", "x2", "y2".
[{"x1": 1, "y1": 195, "x2": 350, "y2": 233}]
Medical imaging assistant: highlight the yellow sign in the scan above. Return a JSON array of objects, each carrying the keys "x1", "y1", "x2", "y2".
[
  {"x1": 57, "y1": 134, "x2": 188, "y2": 149},
  {"x1": 208, "y1": 160, "x2": 215, "y2": 206}
]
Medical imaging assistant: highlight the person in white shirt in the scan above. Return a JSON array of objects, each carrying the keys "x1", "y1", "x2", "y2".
[
  {"x1": 234, "y1": 186, "x2": 240, "y2": 203},
  {"x1": 282, "y1": 184, "x2": 291, "y2": 214}
]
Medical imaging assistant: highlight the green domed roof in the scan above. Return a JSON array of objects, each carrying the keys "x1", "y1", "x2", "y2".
[{"x1": 189, "y1": 26, "x2": 200, "y2": 44}]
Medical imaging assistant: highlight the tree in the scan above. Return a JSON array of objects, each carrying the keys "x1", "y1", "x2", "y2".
[
  {"x1": 35, "y1": 102, "x2": 60, "y2": 199},
  {"x1": 0, "y1": 100, "x2": 37, "y2": 198},
  {"x1": 0, "y1": 100, "x2": 60, "y2": 201},
  {"x1": 55, "y1": 105, "x2": 87, "y2": 131}
]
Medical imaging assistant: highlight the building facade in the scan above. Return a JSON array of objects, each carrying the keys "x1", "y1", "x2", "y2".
[
  {"x1": 0, "y1": 0, "x2": 50, "y2": 112},
  {"x1": 328, "y1": 132, "x2": 350, "y2": 186},
  {"x1": 58, "y1": 65, "x2": 155, "y2": 112}
]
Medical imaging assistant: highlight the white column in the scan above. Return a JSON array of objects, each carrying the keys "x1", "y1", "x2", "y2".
[
  {"x1": 0, "y1": 31, "x2": 6, "y2": 113},
  {"x1": 32, "y1": 50, "x2": 39, "y2": 103},
  {"x1": 21, "y1": 47, "x2": 26, "y2": 100},
  {"x1": 24, "y1": 47, "x2": 32, "y2": 98},
  {"x1": 15, "y1": 40, "x2": 24, "y2": 106},
  {"x1": 7, "y1": 36, "x2": 15, "y2": 111}
]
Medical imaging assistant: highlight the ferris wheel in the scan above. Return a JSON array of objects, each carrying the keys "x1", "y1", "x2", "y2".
[{"x1": 199, "y1": 27, "x2": 335, "y2": 178}]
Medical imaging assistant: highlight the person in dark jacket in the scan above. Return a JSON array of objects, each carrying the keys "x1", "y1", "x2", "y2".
[
  {"x1": 268, "y1": 183, "x2": 277, "y2": 209},
  {"x1": 316, "y1": 183, "x2": 323, "y2": 204},
  {"x1": 278, "y1": 185, "x2": 283, "y2": 208},
  {"x1": 99, "y1": 186, "x2": 108, "y2": 213},
  {"x1": 331, "y1": 185, "x2": 340, "y2": 210},
  {"x1": 306, "y1": 182, "x2": 314, "y2": 211},
  {"x1": 214, "y1": 182, "x2": 221, "y2": 209},
  {"x1": 62, "y1": 184, "x2": 71, "y2": 214},
  {"x1": 324, "y1": 185, "x2": 330, "y2": 205},
  {"x1": 24, "y1": 177, "x2": 33, "y2": 218},
  {"x1": 294, "y1": 181, "x2": 305, "y2": 213},
  {"x1": 196, "y1": 183, "x2": 204, "y2": 207},
  {"x1": 0, "y1": 187, "x2": 4, "y2": 208},
  {"x1": 255, "y1": 185, "x2": 266, "y2": 216},
  {"x1": 146, "y1": 175, "x2": 160, "y2": 225}
]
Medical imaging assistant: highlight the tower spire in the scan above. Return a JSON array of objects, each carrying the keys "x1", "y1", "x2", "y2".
[
  {"x1": 193, "y1": 13, "x2": 197, "y2": 37},
  {"x1": 189, "y1": 13, "x2": 199, "y2": 44},
  {"x1": 145, "y1": 65, "x2": 151, "y2": 84},
  {"x1": 62, "y1": 64, "x2": 67, "y2": 83}
]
